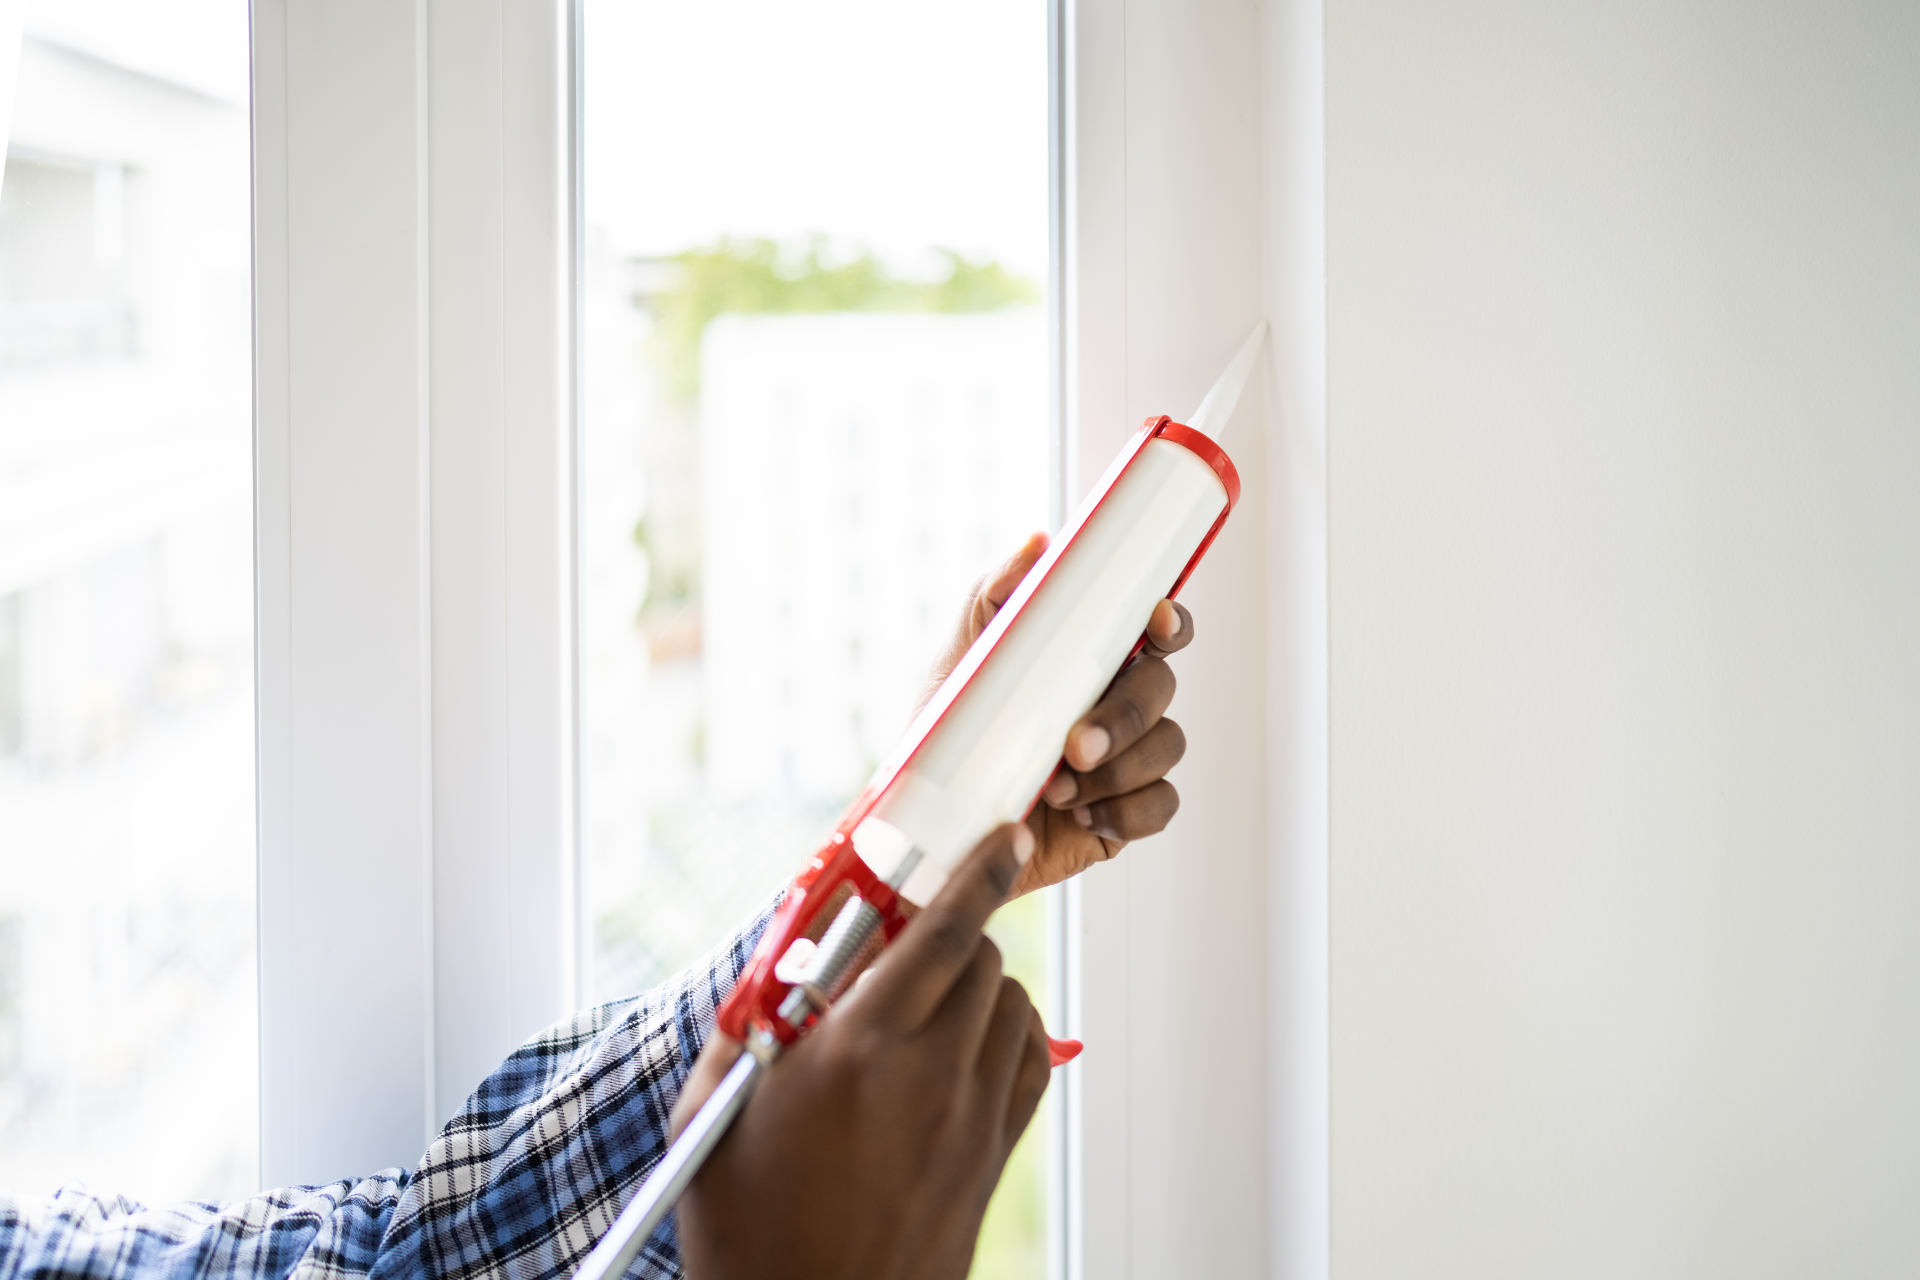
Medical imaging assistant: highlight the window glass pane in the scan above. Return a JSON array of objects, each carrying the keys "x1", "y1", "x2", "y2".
[
  {"x1": 581, "y1": 3, "x2": 1050, "y2": 1274},
  {"x1": 0, "y1": 2, "x2": 255, "y2": 1203}
]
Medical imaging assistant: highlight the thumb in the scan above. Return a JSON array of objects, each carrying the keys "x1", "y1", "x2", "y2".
[{"x1": 670, "y1": 1034, "x2": 744, "y2": 1142}]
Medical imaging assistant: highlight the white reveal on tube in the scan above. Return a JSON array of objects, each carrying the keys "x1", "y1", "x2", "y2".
[{"x1": 854, "y1": 321, "x2": 1268, "y2": 903}]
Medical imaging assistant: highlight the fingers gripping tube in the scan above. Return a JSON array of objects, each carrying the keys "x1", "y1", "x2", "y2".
[{"x1": 570, "y1": 845, "x2": 924, "y2": 1280}]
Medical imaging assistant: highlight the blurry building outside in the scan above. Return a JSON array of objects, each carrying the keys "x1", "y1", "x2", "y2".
[
  {"x1": 580, "y1": 2, "x2": 1054, "y2": 1274},
  {"x1": 0, "y1": 2, "x2": 255, "y2": 1204},
  {"x1": 585, "y1": 247, "x2": 1046, "y2": 991}
]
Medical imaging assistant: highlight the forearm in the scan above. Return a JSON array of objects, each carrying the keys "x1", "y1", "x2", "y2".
[
  {"x1": 0, "y1": 1175, "x2": 410, "y2": 1280},
  {"x1": 0, "y1": 897, "x2": 779, "y2": 1280}
]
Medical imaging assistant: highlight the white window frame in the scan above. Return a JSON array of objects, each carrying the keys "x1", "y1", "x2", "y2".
[
  {"x1": 251, "y1": 4, "x2": 1329, "y2": 1274},
  {"x1": 253, "y1": 0, "x2": 575, "y2": 1184}
]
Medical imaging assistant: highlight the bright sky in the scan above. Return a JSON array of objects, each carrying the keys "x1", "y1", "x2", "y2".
[{"x1": 585, "y1": 0, "x2": 1050, "y2": 278}]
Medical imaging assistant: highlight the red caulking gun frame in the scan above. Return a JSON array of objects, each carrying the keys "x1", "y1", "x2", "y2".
[{"x1": 575, "y1": 320, "x2": 1269, "y2": 1280}]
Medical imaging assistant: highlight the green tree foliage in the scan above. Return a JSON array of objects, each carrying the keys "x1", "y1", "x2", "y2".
[{"x1": 646, "y1": 237, "x2": 1041, "y2": 403}]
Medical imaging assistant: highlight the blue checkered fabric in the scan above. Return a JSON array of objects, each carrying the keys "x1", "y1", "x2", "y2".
[{"x1": 0, "y1": 899, "x2": 779, "y2": 1280}]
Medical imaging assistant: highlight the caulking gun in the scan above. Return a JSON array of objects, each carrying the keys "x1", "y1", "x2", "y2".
[{"x1": 574, "y1": 320, "x2": 1268, "y2": 1280}]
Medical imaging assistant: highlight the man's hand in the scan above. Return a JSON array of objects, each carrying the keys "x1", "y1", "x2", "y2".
[
  {"x1": 675, "y1": 825, "x2": 1050, "y2": 1280},
  {"x1": 918, "y1": 533, "x2": 1194, "y2": 899}
]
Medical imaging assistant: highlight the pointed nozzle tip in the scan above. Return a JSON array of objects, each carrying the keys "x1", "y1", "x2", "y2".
[{"x1": 1184, "y1": 320, "x2": 1271, "y2": 443}]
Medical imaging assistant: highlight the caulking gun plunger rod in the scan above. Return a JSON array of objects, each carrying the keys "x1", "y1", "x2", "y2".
[
  {"x1": 570, "y1": 320, "x2": 1268, "y2": 1280},
  {"x1": 571, "y1": 848, "x2": 926, "y2": 1280}
]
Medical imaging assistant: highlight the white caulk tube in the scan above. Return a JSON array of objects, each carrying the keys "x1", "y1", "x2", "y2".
[
  {"x1": 570, "y1": 322, "x2": 1268, "y2": 1280},
  {"x1": 850, "y1": 320, "x2": 1269, "y2": 904}
]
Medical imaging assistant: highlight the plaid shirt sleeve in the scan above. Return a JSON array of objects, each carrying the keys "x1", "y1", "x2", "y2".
[{"x1": 0, "y1": 897, "x2": 780, "y2": 1280}]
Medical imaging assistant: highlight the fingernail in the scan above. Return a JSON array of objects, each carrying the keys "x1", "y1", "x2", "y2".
[
  {"x1": 1072, "y1": 806, "x2": 1092, "y2": 829},
  {"x1": 1043, "y1": 772, "x2": 1077, "y2": 806},
  {"x1": 1010, "y1": 824, "x2": 1036, "y2": 865},
  {"x1": 1167, "y1": 603, "x2": 1184, "y2": 636},
  {"x1": 1073, "y1": 725, "x2": 1110, "y2": 768}
]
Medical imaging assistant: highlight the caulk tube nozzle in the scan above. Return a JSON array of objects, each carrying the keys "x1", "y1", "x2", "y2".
[{"x1": 1183, "y1": 320, "x2": 1269, "y2": 443}]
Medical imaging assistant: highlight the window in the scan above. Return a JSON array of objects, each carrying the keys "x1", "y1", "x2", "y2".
[
  {"x1": 0, "y1": 7, "x2": 254, "y2": 1202},
  {"x1": 579, "y1": 1, "x2": 1053, "y2": 1273}
]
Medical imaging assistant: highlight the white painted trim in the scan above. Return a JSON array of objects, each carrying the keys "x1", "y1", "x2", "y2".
[
  {"x1": 1261, "y1": 2, "x2": 1330, "y2": 1276},
  {"x1": 1044, "y1": 4, "x2": 1072, "y2": 1279},
  {"x1": 254, "y1": 0, "x2": 437, "y2": 1185},
  {"x1": 424, "y1": 0, "x2": 575, "y2": 1130},
  {"x1": 565, "y1": 0, "x2": 590, "y2": 1012},
  {"x1": 1063, "y1": 0, "x2": 1327, "y2": 1275},
  {"x1": 1060, "y1": 8, "x2": 1129, "y2": 1278},
  {"x1": 254, "y1": 0, "x2": 573, "y2": 1185}
]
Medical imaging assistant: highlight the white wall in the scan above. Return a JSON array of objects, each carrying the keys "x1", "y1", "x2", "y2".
[{"x1": 1326, "y1": 2, "x2": 1920, "y2": 1275}]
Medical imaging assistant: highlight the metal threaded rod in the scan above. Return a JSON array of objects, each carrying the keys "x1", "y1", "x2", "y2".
[
  {"x1": 778, "y1": 894, "x2": 884, "y2": 1025},
  {"x1": 811, "y1": 896, "x2": 885, "y2": 998}
]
